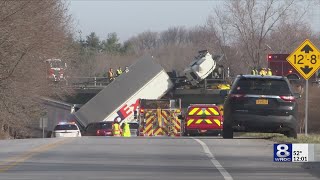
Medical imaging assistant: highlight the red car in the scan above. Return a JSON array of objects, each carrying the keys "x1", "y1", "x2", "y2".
[{"x1": 84, "y1": 122, "x2": 114, "y2": 136}]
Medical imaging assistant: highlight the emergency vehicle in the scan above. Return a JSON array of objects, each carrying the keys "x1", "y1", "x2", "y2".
[
  {"x1": 134, "y1": 99, "x2": 182, "y2": 137},
  {"x1": 267, "y1": 54, "x2": 299, "y2": 79},
  {"x1": 44, "y1": 59, "x2": 67, "y2": 82},
  {"x1": 182, "y1": 104, "x2": 223, "y2": 136}
]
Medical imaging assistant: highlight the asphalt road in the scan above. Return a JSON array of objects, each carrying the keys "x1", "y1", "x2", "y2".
[{"x1": 0, "y1": 137, "x2": 319, "y2": 180}]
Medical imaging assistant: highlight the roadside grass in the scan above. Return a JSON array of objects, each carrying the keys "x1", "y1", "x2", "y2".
[{"x1": 238, "y1": 133, "x2": 320, "y2": 143}]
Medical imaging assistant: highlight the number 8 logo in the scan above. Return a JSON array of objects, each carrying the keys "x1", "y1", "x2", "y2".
[{"x1": 277, "y1": 144, "x2": 290, "y2": 158}]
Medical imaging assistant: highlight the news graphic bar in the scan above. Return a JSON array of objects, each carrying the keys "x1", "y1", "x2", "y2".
[{"x1": 273, "y1": 144, "x2": 320, "y2": 162}]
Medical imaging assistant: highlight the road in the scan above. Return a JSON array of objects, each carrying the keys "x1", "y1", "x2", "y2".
[{"x1": 0, "y1": 137, "x2": 319, "y2": 180}]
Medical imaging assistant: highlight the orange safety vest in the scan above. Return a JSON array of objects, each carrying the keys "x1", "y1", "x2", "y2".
[
  {"x1": 108, "y1": 71, "x2": 114, "y2": 78},
  {"x1": 112, "y1": 123, "x2": 121, "y2": 136}
]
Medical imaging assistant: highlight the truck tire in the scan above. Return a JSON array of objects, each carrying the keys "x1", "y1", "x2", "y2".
[
  {"x1": 222, "y1": 125, "x2": 233, "y2": 139},
  {"x1": 284, "y1": 128, "x2": 297, "y2": 139}
]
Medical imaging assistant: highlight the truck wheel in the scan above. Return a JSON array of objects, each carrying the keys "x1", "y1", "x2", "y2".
[
  {"x1": 222, "y1": 125, "x2": 233, "y2": 139},
  {"x1": 284, "y1": 129, "x2": 297, "y2": 139}
]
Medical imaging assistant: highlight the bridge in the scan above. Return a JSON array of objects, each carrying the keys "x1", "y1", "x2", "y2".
[
  {"x1": 60, "y1": 75, "x2": 317, "y2": 93},
  {"x1": 57, "y1": 76, "x2": 232, "y2": 94}
]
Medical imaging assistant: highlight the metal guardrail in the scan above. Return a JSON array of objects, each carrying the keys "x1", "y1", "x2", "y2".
[
  {"x1": 64, "y1": 76, "x2": 230, "y2": 89},
  {"x1": 65, "y1": 77, "x2": 111, "y2": 88},
  {"x1": 66, "y1": 75, "x2": 315, "y2": 89},
  {"x1": 64, "y1": 75, "x2": 314, "y2": 90}
]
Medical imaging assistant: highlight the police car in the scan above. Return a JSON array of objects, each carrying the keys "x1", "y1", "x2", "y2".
[{"x1": 52, "y1": 122, "x2": 82, "y2": 138}]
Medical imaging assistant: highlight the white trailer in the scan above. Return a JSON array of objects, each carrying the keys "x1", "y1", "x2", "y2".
[{"x1": 74, "y1": 55, "x2": 174, "y2": 127}]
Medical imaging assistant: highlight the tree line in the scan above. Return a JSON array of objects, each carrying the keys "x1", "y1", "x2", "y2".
[{"x1": 74, "y1": 0, "x2": 320, "y2": 77}]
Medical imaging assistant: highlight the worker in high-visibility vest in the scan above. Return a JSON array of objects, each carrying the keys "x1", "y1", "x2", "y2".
[
  {"x1": 255, "y1": 68, "x2": 259, "y2": 75},
  {"x1": 267, "y1": 68, "x2": 272, "y2": 75},
  {"x1": 259, "y1": 68, "x2": 267, "y2": 75},
  {"x1": 112, "y1": 117, "x2": 122, "y2": 136},
  {"x1": 108, "y1": 68, "x2": 115, "y2": 81},
  {"x1": 116, "y1": 67, "x2": 123, "y2": 76},
  {"x1": 251, "y1": 68, "x2": 256, "y2": 75},
  {"x1": 121, "y1": 121, "x2": 131, "y2": 137}
]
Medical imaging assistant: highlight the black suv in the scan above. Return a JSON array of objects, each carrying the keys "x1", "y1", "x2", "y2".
[{"x1": 222, "y1": 75, "x2": 300, "y2": 139}]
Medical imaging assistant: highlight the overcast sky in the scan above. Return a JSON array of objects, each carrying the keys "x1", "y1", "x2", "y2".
[{"x1": 68, "y1": 0, "x2": 320, "y2": 42}]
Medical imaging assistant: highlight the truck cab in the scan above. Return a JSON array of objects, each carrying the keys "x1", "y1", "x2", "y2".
[{"x1": 183, "y1": 104, "x2": 223, "y2": 136}]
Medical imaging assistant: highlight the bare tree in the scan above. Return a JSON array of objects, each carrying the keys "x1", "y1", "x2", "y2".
[
  {"x1": 160, "y1": 26, "x2": 188, "y2": 46},
  {"x1": 206, "y1": 0, "x2": 310, "y2": 70},
  {"x1": 127, "y1": 31, "x2": 159, "y2": 54},
  {"x1": 0, "y1": 0, "x2": 75, "y2": 138}
]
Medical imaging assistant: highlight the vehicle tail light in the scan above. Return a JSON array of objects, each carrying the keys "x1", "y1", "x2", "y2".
[
  {"x1": 289, "y1": 70, "x2": 293, "y2": 73},
  {"x1": 140, "y1": 109, "x2": 144, "y2": 113},
  {"x1": 96, "y1": 130, "x2": 101, "y2": 135},
  {"x1": 280, "y1": 96, "x2": 295, "y2": 102}
]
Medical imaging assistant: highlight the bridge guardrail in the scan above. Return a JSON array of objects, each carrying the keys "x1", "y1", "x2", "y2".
[
  {"x1": 65, "y1": 77, "x2": 111, "y2": 87},
  {"x1": 65, "y1": 76, "x2": 231, "y2": 89},
  {"x1": 66, "y1": 75, "x2": 306, "y2": 89}
]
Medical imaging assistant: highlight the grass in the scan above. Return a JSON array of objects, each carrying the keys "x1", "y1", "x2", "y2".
[{"x1": 238, "y1": 132, "x2": 320, "y2": 143}]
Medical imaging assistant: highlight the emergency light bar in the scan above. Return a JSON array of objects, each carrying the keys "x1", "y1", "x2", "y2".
[
  {"x1": 58, "y1": 122, "x2": 76, "y2": 125},
  {"x1": 189, "y1": 104, "x2": 217, "y2": 106}
]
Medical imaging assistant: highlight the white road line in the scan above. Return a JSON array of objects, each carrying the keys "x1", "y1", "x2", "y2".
[{"x1": 193, "y1": 138, "x2": 233, "y2": 180}]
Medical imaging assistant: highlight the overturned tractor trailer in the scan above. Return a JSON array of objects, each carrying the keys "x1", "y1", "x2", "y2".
[
  {"x1": 74, "y1": 55, "x2": 174, "y2": 128},
  {"x1": 74, "y1": 50, "x2": 229, "y2": 131}
]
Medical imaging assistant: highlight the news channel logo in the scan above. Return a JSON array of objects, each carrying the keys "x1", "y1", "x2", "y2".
[{"x1": 274, "y1": 144, "x2": 292, "y2": 162}]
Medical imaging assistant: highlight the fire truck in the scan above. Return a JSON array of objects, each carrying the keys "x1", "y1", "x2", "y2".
[
  {"x1": 44, "y1": 59, "x2": 67, "y2": 82},
  {"x1": 134, "y1": 99, "x2": 182, "y2": 137},
  {"x1": 182, "y1": 104, "x2": 223, "y2": 136},
  {"x1": 267, "y1": 54, "x2": 301, "y2": 80}
]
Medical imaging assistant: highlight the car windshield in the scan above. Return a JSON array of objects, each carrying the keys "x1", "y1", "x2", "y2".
[
  {"x1": 231, "y1": 78, "x2": 291, "y2": 96},
  {"x1": 54, "y1": 124, "x2": 78, "y2": 131},
  {"x1": 99, "y1": 123, "x2": 112, "y2": 129}
]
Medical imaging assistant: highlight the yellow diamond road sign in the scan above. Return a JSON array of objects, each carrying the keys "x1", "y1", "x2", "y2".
[{"x1": 287, "y1": 39, "x2": 320, "y2": 80}]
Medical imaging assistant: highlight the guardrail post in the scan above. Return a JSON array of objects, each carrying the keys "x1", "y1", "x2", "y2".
[{"x1": 94, "y1": 77, "x2": 97, "y2": 86}]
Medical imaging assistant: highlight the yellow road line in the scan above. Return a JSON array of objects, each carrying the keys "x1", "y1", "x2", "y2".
[{"x1": 0, "y1": 139, "x2": 71, "y2": 172}]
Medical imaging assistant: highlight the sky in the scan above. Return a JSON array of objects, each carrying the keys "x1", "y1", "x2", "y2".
[
  {"x1": 68, "y1": 0, "x2": 320, "y2": 42},
  {"x1": 68, "y1": 0, "x2": 222, "y2": 42}
]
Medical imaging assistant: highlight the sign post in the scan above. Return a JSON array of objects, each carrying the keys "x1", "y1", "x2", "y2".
[
  {"x1": 40, "y1": 117, "x2": 48, "y2": 138},
  {"x1": 287, "y1": 39, "x2": 320, "y2": 136},
  {"x1": 305, "y1": 79, "x2": 308, "y2": 135}
]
